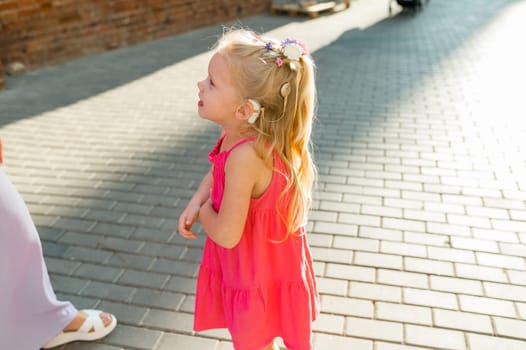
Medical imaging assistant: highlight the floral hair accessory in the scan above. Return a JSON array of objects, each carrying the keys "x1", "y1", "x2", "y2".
[
  {"x1": 258, "y1": 36, "x2": 309, "y2": 70},
  {"x1": 289, "y1": 61, "x2": 300, "y2": 71},
  {"x1": 283, "y1": 38, "x2": 309, "y2": 53},
  {"x1": 282, "y1": 43, "x2": 302, "y2": 61},
  {"x1": 279, "y1": 38, "x2": 308, "y2": 70}
]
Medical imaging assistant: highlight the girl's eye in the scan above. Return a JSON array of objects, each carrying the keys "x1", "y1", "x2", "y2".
[{"x1": 209, "y1": 79, "x2": 215, "y2": 87}]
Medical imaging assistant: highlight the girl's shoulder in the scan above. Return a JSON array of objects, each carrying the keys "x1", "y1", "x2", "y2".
[
  {"x1": 226, "y1": 140, "x2": 262, "y2": 169},
  {"x1": 226, "y1": 141, "x2": 273, "y2": 198}
]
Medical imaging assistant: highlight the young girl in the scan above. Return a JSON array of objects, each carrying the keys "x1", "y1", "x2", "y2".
[{"x1": 178, "y1": 29, "x2": 319, "y2": 350}]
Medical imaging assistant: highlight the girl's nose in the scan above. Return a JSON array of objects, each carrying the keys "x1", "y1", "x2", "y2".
[{"x1": 197, "y1": 80, "x2": 204, "y2": 92}]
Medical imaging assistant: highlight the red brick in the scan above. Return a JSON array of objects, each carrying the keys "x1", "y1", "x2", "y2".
[{"x1": 0, "y1": 1, "x2": 18, "y2": 13}]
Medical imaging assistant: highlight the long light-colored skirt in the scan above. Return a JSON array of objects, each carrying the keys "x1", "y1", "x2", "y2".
[{"x1": 0, "y1": 168, "x2": 77, "y2": 350}]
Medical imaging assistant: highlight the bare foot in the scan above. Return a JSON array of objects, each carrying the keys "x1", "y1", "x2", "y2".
[{"x1": 63, "y1": 310, "x2": 113, "y2": 332}]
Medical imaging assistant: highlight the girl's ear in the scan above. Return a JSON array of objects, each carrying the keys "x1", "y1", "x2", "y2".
[{"x1": 235, "y1": 100, "x2": 256, "y2": 121}]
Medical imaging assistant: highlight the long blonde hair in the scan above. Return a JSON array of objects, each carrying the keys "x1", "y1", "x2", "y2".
[{"x1": 215, "y1": 28, "x2": 317, "y2": 239}]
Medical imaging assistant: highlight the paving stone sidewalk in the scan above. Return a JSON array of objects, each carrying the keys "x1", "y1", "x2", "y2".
[{"x1": 1, "y1": 0, "x2": 526, "y2": 349}]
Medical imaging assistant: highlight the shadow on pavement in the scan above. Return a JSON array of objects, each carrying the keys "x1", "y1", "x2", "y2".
[{"x1": 311, "y1": 0, "x2": 518, "y2": 155}]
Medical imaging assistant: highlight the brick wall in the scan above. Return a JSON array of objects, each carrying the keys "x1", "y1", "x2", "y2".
[
  {"x1": 0, "y1": 0, "x2": 271, "y2": 90},
  {"x1": 0, "y1": 62, "x2": 3, "y2": 90}
]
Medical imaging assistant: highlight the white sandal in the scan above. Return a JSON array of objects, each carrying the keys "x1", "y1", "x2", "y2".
[{"x1": 42, "y1": 309, "x2": 117, "y2": 349}]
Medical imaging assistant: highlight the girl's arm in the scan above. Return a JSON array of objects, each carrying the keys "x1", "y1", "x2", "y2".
[
  {"x1": 178, "y1": 167, "x2": 213, "y2": 239},
  {"x1": 199, "y1": 144, "x2": 263, "y2": 248}
]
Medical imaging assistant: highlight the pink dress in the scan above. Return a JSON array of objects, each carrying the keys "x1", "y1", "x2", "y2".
[{"x1": 194, "y1": 136, "x2": 319, "y2": 350}]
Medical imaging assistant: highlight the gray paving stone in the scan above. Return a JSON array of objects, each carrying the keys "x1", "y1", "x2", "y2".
[
  {"x1": 96, "y1": 236, "x2": 144, "y2": 254},
  {"x1": 379, "y1": 269, "x2": 428, "y2": 289},
  {"x1": 326, "y1": 263, "x2": 375, "y2": 283},
  {"x1": 132, "y1": 288, "x2": 185, "y2": 310},
  {"x1": 82, "y1": 208, "x2": 127, "y2": 223},
  {"x1": 156, "y1": 333, "x2": 219, "y2": 350},
  {"x1": 138, "y1": 242, "x2": 185, "y2": 259},
  {"x1": 49, "y1": 275, "x2": 90, "y2": 295},
  {"x1": 142, "y1": 310, "x2": 194, "y2": 333},
  {"x1": 467, "y1": 334, "x2": 526, "y2": 350},
  {"x1": 345, "y1": 317, "x2": 403, "y2": 342},
  {"x1": 97, "y1": 300, "x2": 149, "y2": 327},
  {"x1": 107, "y1": 252, "x2": 155, "y2": 270},
  {"x1": 314, "y1": 334, "x2": 372, "y2": 350},
  {"x1": 73, "y1": 263, "x2": 124, "y2": 282},
  {"x1": 374, "y1": 343, "x2": 430, "y2": 350},
  {"x1": 34, "y1": 226, "x2": 65, "y2": 241},
  {"x1": 430, "y1": 275, "x2": 483, "y2": 296},
  {"x1": 376, "y1": 302, "x2": 432, "y2": 326},
  {"x1": 45, "y1": 256, "x2": 81, "y2": 275},
  {"x1": 313, "y1": 312, "x2": 345, "y2": 334},
  {"x1": 405, "y1": 257, "x2": 454, "y2": 276},
  {"x1": 119, "y1": 213, "x2": 165, "y2": 229},
  {"x1": 164, "y1": 276, "x2": 197, "y2": 295},
  {"x1": 311, "y1": 246, "x2": 353, "y2": 264},
  {"x1": 320, "y1": 295, "x2": 373, "y2": 318},
  {"x1": 316, "y1": 277, "x2": 349, "y2": 297},
  {"x1": 118, "y1": 270, "x2": 169, "y2": 289},
  {"x1": 55, "y1": 293, "x2": 100, "y2": 311},
  {"x1": 405, "y1": 325, "x2": 466, "y2": 350},
  {"x1": 80, "y1": 281, "x2": 135, "y2": 303},
  {"x1": 131, "y1": 226, "x2": 174, "y2": 242},
  {"x1": 63, "y1": 343, "x2": 124, "y2": 350},
  {"x1": 149, "y1": 258, "x2": 199, "y2": 278},
  {"x1": 104, "y1": 324, "x2": 163, "y2": 350},
  {"x1": 433, "y1": 309, "x2": 493, "y2": 334},
  {"x1": 64, "y1": 246, "x2": 113, "y2": 264},
  {"x1": 58, "y1": 232, "x2": 103, "y2": 248},
  {"x1": 484, "y1": 282, "x2": 526, "y2": 303},
  {"x1": 52, "y1": 217, "x2": 96, "y2": 232},
  {"x1": 179, "y1": 246, "x2": 205, "y2": 262},
  {"x1": 349, "y1": 281, "x2": 401, "y2": 303},
  {"x1": 90, "y1": 222, "x2": 136, "y2": 239}
]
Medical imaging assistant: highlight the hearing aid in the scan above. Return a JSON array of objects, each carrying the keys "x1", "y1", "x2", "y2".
[{"x1": 247, "y1": 99, "x2": 261, "y2": 124}]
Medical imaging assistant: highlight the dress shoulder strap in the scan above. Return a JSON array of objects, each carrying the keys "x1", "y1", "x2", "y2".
[{"x1": 224, "y1": 137, "x2": 255, "y2": 156}]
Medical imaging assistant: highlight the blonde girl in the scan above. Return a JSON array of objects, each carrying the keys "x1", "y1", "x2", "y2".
[{"x1": 178, "y1": 28, "x2": 319, "y2": 350}]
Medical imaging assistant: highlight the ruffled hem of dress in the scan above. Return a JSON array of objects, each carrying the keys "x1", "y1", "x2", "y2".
[{"x1": 194, "y1": 265, "x2": 319, "y2": 348}]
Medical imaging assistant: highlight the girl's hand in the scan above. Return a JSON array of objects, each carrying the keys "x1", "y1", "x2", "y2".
[{"x1": 178, "y1": 204, "x2": 200, "y2": 239}]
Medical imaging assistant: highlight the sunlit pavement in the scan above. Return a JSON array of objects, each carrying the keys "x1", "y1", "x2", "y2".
[{"x1": 1, "y1": 0, "x2": 525, "y2": 349}]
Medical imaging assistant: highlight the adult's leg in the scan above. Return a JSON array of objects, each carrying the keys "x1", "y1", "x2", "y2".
[{"x1": 0, "y1": 168, "x2": 77, "y2": 349}]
